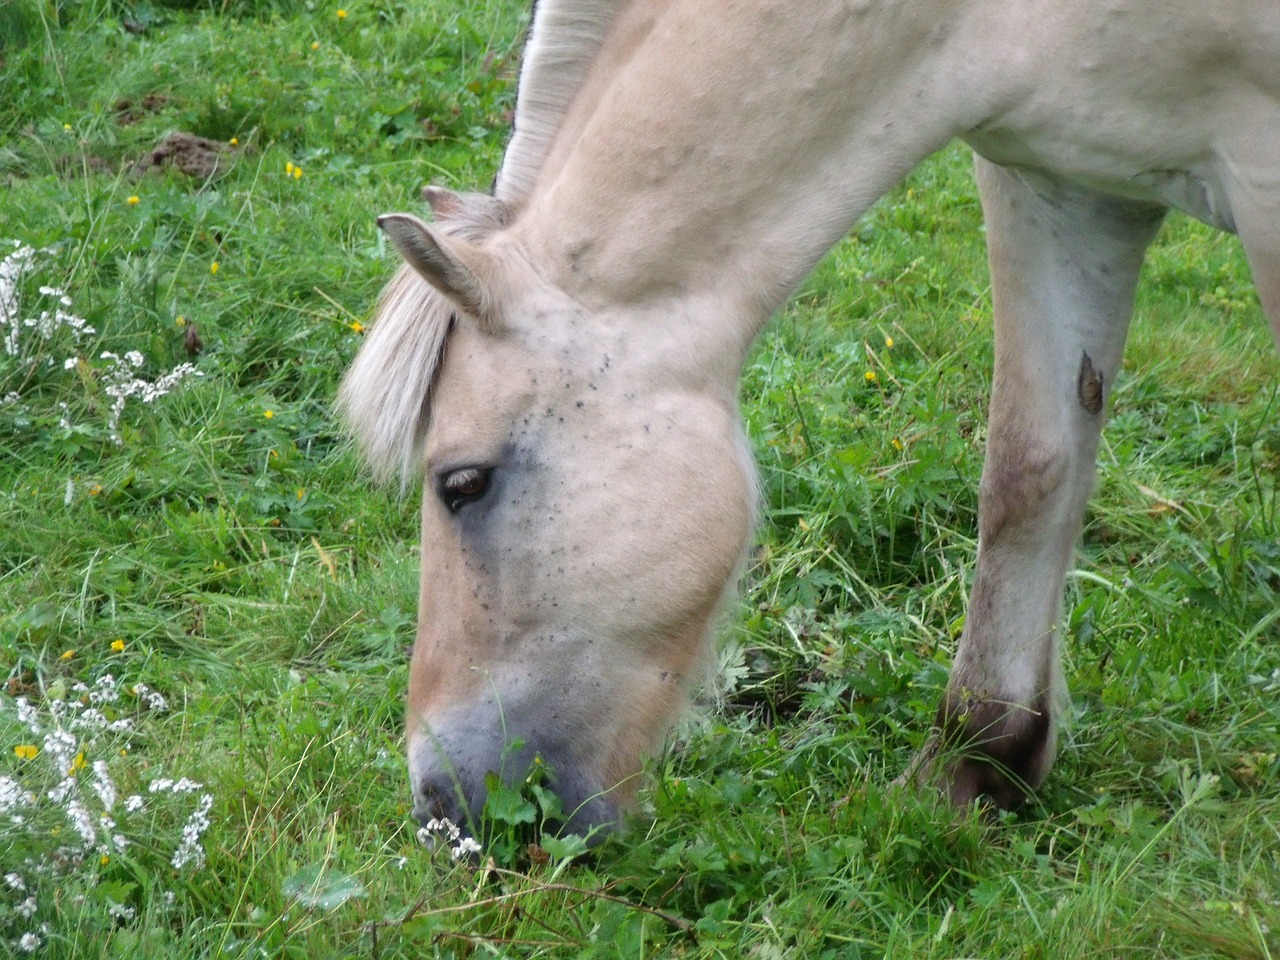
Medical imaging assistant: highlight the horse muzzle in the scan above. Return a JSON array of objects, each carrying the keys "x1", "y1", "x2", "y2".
[{"x1": 407, "y1": 714, "x2": 623, "y2": 844}]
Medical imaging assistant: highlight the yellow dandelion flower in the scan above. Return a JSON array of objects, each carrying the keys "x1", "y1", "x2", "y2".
[
  {"x1": 63, "y1": 123, "x2": 72, "y2": 132},
  {"x1": 311, "y1": 41, "x2": 320, "y2": 49},
  {"x1": 14, "y1": 745, "x2": 38, "y2": 760},
  {"x1": 230, "y1": 137, "x2": 239, "y2": 146},
  {"x1": 210, "y1": 261, "x2": 220, "y2": 275},
  {"x1": 292, "y1": 165, "x2": 303, "y2": 179},
  {"x1": 60, "y1": 648, "x2": 76, "y2": 661},
  {"x1": 263, "y1": 409, "x2": 275, "y2": 419},
  {"x1": 111, "y1": 639, "x2": 125, "y2": 652},
  {"x1": 285, "y1": 161, "x2": 294, "y2": 176},
  {"x1": 864, "y1": 370, "x2": 877, "y2": 383},
  {"x1": 336, "y1": 8, "x2": 347, "y2": 18},
  {"x1": 175, "y1": 316, "x2": 186, "y2": 327},
  {"x1": 88, "y1": 483, "x2": 102, "y2": 497},
  {"x1": 296, "y1": 488, "x2": 305, "y2": 500},
  {"x1": 126, "y1": 195, "x2": 140, "y2": 206},
  {"x1": 348, "y1": 321, "x2": 365, "y2": 333},
  {"x1": 884, "y1": 335, "x2": 894, "y2": 348},
  {"x1": 119, "y1": 748, "x2": 128, "y2": 756},
  {"x1": 891, "y1": 437, "x2": 904, "y2": 451}
]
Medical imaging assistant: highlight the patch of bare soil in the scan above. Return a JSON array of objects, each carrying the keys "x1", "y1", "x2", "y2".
[
  {"x1": 134, "y1": 131, "x2": 230, "y2": 180},
  {"x1": 114, "y1": 93, "x2": 173, "y2": 126}
]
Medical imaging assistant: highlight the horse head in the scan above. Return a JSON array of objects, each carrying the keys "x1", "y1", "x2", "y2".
[{"x1": 341, "y1": 190, "x2": 757, "y2": 837}]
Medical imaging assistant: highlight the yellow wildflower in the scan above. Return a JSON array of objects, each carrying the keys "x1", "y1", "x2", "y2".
[
  {"x1": 891, "y1": 437, "x2": 904, "y2": 451},
  {"x1": 63, "y1": 123, "x2": 72, "y2": 132},
  {"x1": 127, "y1": 195, "x2": 140, "y2": 206},
  {"x1": 88, "y1": 483, "x2": 102, "y2": 497},
  {"x1": 263, "y1": 409, "x2": 275, "y2": 419},
  {"x1": 292, "y1": 165, "x2": 303, "y2": 179},
  {"x1": 336, "y1": 8, "x2": 347, "y2": 18},
  {"x1": 210, "y1": 261, "x2": 220, "y2": 275},
  {"x1": 60, "y1": 649, "x2": 76, "y2": 661},
  {"x1": 884, "y1": 335, "x2": 894, "y2": 348},
  {"x1": 230, "y1": 137, "x2": 239, "y2": 146},
  {"x1": 348, "y1": 321, "x2": 365, "y2": 333},
  {"x1": 285, "y1": 161, "x2": 295, "y2": 176},
  {"x1": 176, "y1": 316, "x2": 186, "y2": 327},
  {"x1": 100, "y1": 854, "x2": 110, "y2": 866},
  {"x1": 864, "y1": 370, "x2": 877, "y2": 383},
  {"x1": 69, "y1": 751, "x2": 87, "y2": 775},
  {"x1": 296, "y1": 488, "x2": 305, "y2": 500},
  {"x1": 111, "y1": 639, "x2": 125, "y2": 652},
  {"x1": 14, "y1": 745, "x2": 38, "y2": 760},
  {"x1": 311, "y1": 41, "x2": 320, "y2": 49}
]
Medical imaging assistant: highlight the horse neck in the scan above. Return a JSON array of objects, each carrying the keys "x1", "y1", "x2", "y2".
[{"x1": 513, "y1": 0, "x2": 1007, "y2": 353}]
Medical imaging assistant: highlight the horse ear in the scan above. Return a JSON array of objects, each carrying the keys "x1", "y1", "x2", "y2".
[
  {"x1": 421, "y1": 185, "x2": 464, "y2": 219},
  {"x1": 377, "y1": 212, "x2": 494, "y2": 323}
]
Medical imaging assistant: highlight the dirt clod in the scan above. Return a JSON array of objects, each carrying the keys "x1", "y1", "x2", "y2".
[{"x1": 135, "y1": 131, "x2": 229, "y2": 180}]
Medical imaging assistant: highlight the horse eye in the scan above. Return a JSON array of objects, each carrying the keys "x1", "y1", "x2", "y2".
[{"x1": 439, "y1": 467, "x2": 492, "y2": 513}]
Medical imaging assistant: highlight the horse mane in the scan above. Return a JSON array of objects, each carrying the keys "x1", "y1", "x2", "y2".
[
  {"x1": 340, "y1": 0, "x2": 627, "y2": 486},
  {"x1": 337, "y1": 197, "x2": 507, "y2": 487}
]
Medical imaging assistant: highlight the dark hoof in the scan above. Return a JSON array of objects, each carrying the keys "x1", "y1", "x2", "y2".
[{"x1": 898, "y1": 692, "x2": 1055, "y2": 810}]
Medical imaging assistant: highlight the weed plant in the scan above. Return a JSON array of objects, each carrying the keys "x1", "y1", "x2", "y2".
[{"x1": 1, "y1": 0, "x2": 1277, "y2": 957}]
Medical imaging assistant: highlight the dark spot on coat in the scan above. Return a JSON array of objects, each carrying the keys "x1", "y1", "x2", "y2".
[{"x1": 1077, "y1": 351, "x2": 1104, "y2": 415}]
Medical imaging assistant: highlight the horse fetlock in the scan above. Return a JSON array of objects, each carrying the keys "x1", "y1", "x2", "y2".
[{"x1": 926, "y1": 689, "x2": 1056, "y2": 809}]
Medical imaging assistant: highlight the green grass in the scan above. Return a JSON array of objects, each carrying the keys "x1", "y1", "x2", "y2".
[{"x1": 2, "y1": 0, "x2": 1278, "y2": 957}]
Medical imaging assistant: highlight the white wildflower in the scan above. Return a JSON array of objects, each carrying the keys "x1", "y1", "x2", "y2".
[
  {"x1": 18, "y1": 932, "x2": 39, "y2": 953},
  {"x1": 65, "y1": 799, "x2": 97, "y2": 847},
  {"x1": 4, "y1": 872, "x2": 25, "y2": 891},
  {"x1": 16, "y1": 697, "x2": 40, "y2": 732},
  {"x1": 17, "y1": 896, "x2": 37, "y2": 919},
  {"x1": 418, "y1": 817, "x2": 481, "y2": 860},
  {"x1": 107, "y1": 901, "x2": 135, "y2": 921},
  {"x1": 170, "y1": 793, "x2": 214, "y2": 870},
  {"x1": 91, "y1": 761, "x2": 116, "y2": 810},
  {"x1": 123, "y1": 795, "x2": 145, "y2": 813},
  {"x1": 1, "y1": 778, "x2": 35, "y2": 814},
  {"x1": 133, "y1": 684, "x2": 168, "y2": 712}
]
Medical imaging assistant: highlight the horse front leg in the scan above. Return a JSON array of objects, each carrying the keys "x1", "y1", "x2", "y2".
[{"x1": 908, "y1": 158, "x2": 1165, "y2": 808}]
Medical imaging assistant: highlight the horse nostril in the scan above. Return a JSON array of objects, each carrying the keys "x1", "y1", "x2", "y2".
[
  {"x1": 413, "y1": 775, "x2": 472, "y2": 836},
  {"x1": 413, "y1": 781, "x2": 450, "y2": 825}
]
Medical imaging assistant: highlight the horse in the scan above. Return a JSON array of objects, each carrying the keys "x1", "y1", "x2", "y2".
[{"x1": 340, "y1": 0, "x2": 1280, "y2": 836}]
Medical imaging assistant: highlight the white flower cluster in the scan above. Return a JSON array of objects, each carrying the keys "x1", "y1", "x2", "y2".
[
  {"x1": 0, "y1": 242, "x2": 96, "y2": 358},
  {"x1": 170, "y1": 792, "x2": 214, "y2": 870},
  {"x1": 97, "y1": 351, "x2": 202, "y2": 444},
  {"x1": 131, "y1": 683, "x2": 168, "y2": 712},
  {"x1": 2, "y1": 674, "x2": 213, "y2": 951},
  {"x1": 416, "y1": 817, "x2": 483, "y2": 861},
  {"x1": 1, "y1": 240, "x2": 204, "y2": 445}
]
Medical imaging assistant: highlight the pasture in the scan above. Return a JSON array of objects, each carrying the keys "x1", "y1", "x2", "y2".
[{"x1": 1, "y1": 0, "x2": 1278, "y2": 956}]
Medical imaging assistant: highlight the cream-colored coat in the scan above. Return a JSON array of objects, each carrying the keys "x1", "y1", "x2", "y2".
[{"x1": 341, "y1": 0, "x2": 1280, "y2": 832}]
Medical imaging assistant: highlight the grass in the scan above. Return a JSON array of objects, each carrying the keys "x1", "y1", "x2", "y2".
[{"x1": 1, "y1": 0, "x2": 1278, "y2": 956}]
